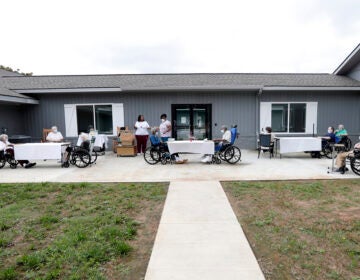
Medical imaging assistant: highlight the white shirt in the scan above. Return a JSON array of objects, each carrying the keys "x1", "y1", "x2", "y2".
[
  {"x1": 0, "y1": 141, "x2": 6, "y2": 151},
  {"x1": 135, "y1": 121, "x2": 150, "y2": 135},
  {"x1": 222, "y1": 130, "x2": 232, "y2": 142},
  {"x1": 0, "y1": 140, "x2": 11, "y2": 151},
  {"x1": 159, "y1": 120, "x2": 172, "y2": 137},
  {"x1": 46, "y1": 131, "x2": 64, "y2": 142}
]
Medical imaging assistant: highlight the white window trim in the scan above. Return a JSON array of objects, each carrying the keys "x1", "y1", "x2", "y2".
[
  {"x1": 260, "y1": 101, "x2": 317, "y2": 135},
  {"x1": 64, "y1": 103, "x2": 124, "y2": 137}
]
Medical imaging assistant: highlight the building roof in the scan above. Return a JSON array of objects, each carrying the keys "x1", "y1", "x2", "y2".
[
  {"x1": 1, "y1": 73, "x2": 360, "y2": 94},
  {"x1": 334, "y1": 43, "x2": 360, "y2": 75}
]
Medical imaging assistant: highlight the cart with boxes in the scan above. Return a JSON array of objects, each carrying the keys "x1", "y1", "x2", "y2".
[{"x1": 116, "y1": 128, "x2": 137, "y2": 157}]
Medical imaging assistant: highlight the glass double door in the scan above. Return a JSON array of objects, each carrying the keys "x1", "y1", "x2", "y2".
[{"x1": 172, "y1": 104, "x2": 212, "y2": 140}]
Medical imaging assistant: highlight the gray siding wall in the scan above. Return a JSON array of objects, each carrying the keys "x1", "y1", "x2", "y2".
[
  {"x1": 0, "y1": 104, "x2": 25, "y2": 135},
  {"x1": 22, "y1": 91, "x2": 258, "y2": 149},
  {"x1": 348, "y1": 61, "x2": 360, "y2": 81},
  {"x1": 16, "y1": 89, "x2": 360, "y2": 150},
  {"x1": 260, "y1": 90, "x2": 360, "y2": 144}
]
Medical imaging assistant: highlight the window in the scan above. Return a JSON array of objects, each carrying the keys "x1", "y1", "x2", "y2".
[
  {"x1": 260, "y1": 102, "x2": 317, "y2": 134},
  {"x1": 64, "y1": 103, "x2": 124, "y2": 137},
  {"x1": 76, "y1": 105, "x2": 113, "y2": 134},
  {"x1": 271, "y1": 103, "x2": 306, "y2": 133}
]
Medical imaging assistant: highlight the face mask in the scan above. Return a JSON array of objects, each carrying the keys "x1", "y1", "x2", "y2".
[
  {"x1": 220, "y1": 130, "x2": 224, "y2": 134},
  {"x1": 161, "y1": 119, "x2": 165, "y2": 123},
  {"x1": 328, "y1": 130, "x2": 332, "y2": 134},
  {"x1": 53, "y1": 129, "x2": 58, "y2": 133}
]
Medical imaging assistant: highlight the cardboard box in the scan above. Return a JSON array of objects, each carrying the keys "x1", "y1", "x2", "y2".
[
  {"x1": 117, "y1": 145, "x2": 136, "y2": 157},
  {"x1": 112, "y1": 139, "x2": 119, "y2": 153},
  {"x1": 119, "y1": 130, "x2": 135, "y2": 146}
]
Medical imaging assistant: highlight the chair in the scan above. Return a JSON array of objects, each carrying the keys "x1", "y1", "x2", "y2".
[
  {"x1": 42, "y1": 128, "x2": 52, "y2": 142},
  {"x1": 258, "y1": 134, "x2": 273, "y2": 159}
]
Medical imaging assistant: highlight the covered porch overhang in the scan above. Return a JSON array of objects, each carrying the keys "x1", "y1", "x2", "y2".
[{"x1": 0, "y1": 88, "x2": 39, "y2": 105}]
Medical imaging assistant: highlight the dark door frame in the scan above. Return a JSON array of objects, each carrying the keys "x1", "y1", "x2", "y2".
[{"x1": 171, "y1": 104, "x2": 212, "y2": 139}]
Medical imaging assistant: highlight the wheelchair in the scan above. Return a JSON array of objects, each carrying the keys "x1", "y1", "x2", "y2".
[
  {"x1": 144, "y1": 143, "x2": 172, "y2": 165},
  {"x1": 211, "y1": 126, "x2": 241, "y2": 164},
  {"x1": 0, "y1": 149, "x2": 18, "y2": 169},
  {"x1": 319, "y1": 136, "x2": 352, "y2": 159},
  {"x1": 62, "y1": 142, "x2": 94, "y2": 168},
  {"x1": 349, "y1": 149, "x2": 360, "y2": 176}
]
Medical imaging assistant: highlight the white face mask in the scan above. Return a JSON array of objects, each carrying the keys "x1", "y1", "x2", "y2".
[
  {"x1": 328, "y1": 130, "x2": 332, "y2": 134},
  {"x1": 161, "y1": 119, "x2": 165, "y2": 123},
  {"x1": 220, "y1": 129, "x2": 224, "y2": 134},
  {"x1": 53, "y1": 129, "x2": 58, "y2": 133}
]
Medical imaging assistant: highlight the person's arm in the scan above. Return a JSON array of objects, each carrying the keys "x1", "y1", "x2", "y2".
[
  {"x1": 166, "y1": 121, "x2": 172, "y2": 132},
  {"x1": 46, "y1": 133, "x2": 52, "y2": 141},
  {"x1": 354, "y1": 142, "x2": 360, "y2": 149},
  {"x1": 134, "y1": 121, "x2": 139, "y2": 129}
]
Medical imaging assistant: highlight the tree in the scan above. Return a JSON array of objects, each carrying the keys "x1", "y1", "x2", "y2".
[{"x1": 0, "y1": 65, "x2": 33, "y2": 76}]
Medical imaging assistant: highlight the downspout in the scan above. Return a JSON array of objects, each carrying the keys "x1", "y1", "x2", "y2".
[{"x1": 255, "y1": 88, "x2": 263, "y2": 142}]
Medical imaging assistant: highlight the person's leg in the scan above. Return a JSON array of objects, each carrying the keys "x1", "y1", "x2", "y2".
[
  {"x1": 161, "y1": 137, "x2": 169, "y2": 142},
  {"x1": 335, "y1": 151, "x2": 351, "y2": 173},
  {"x1": 142, "y1": 135, "x2": 149, "y2": 153},
  {"x1": 135, "y1": 135, "x2": 141, "y2": 154},
  {"x1": 336, "y1": 152, "x2": 349, "y2": 168}
]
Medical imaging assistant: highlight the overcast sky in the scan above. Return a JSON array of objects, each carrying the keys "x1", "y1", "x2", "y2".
[{"x1": 1, "y1": 0, "x2": 359, "y2": 75}]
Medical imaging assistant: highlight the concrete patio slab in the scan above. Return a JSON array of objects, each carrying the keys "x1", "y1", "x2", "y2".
[
  {"x1": 0, "y1": 150, "x2": 357, "y2": 183},
  {"x1": 144, "y1": 181, "x2": 265, "y2": 280}
]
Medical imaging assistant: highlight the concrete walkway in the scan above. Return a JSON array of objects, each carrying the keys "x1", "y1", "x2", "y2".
[
  {"x1": 0, "y1": 150, "x2": 358, "y2": 183},
  {"x1": 145, "y1": 181, "x2": 265, "y2": 280}
]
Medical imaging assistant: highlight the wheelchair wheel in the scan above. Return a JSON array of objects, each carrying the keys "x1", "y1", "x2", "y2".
[
  {"x1": 0, "y1": 158, "x2": 5, "y2": 169},
  {"x1": 350, "y1": 157, "x2": 360, "y2": 176},
  {"x1": 344, "y1": 137, "x2": 352, "y2": 152},
  {"x1": 323, "y1": 143, "x2": 333, "y2": 159},
  {"x1": 9, "y1": 160, "x2": 18, "y2": 169},
  {"x1": 224, "y1": 146, "x2": 241, "y2": 164},
  {"x1": 72, "y1": 151, "x2": 91, "y2": 168},
  {"x1": 144, "y1": 147, "x2": 160, "y2": 165}
]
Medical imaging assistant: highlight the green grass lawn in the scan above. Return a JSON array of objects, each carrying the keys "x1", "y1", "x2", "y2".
[
  {"x1": 0, "y1": 182, "x2": 168, "y2": 280},
  {"x1": 223, "y1": 179, "x2": 360, "y2": 280}
]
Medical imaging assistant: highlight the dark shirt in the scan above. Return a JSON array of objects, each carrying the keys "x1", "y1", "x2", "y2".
[{"x1": 326, "y1": 132, "x2": 336, "y2": 143}]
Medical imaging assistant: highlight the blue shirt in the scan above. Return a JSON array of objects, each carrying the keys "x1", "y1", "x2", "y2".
[
  {"x1": 326, "y1": 132, "x2": 336, "y2": 143},
  {"x1": 150, "y1": 135, "x2": 161, "y2": 146}
]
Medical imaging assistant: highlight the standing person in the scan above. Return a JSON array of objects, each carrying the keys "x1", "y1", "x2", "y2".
[
  {"x1": 159, "y1": 113, "x2": 172, "y2": 142},
  {"x1": 158, "y1": 114, "x2": 187, "y2": 163},
  {"x1": 134, "y1": 115, "x2": 150, "y2": 155}
]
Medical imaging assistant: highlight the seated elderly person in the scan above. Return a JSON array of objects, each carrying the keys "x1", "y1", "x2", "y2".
[
  {"x1": 335, "y1": 141, "x2": 360, "y2": 174},
  {"x1": 149, "y1": 128, "x2": 186, "y2": 164},
  {"x1": 335, "y1": 124, "x2": 348, "y2": 143},
  {"x1": 201, "y1": 125, "x2": 231, "y2": 163},
  {"x1": 335, "y1": 124, "x2": 348, "y2": 137},
  {"x1": 0, "y1": 134, "x2": 36, "y2": 168},
  {"x1": 46, "y1": 126, "x2": 64, "y2": 142}
]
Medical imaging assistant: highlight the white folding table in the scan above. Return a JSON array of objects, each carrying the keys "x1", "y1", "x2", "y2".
[
  {"x1": 277, "y1": 137, "x2": 321, "y2": 157},
  {"x1": 167, "y1": 140, "x2": 215, "y2": 155},
  {"x1": 14, "y1": 142, "x2": 71, "y2": 163}
]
